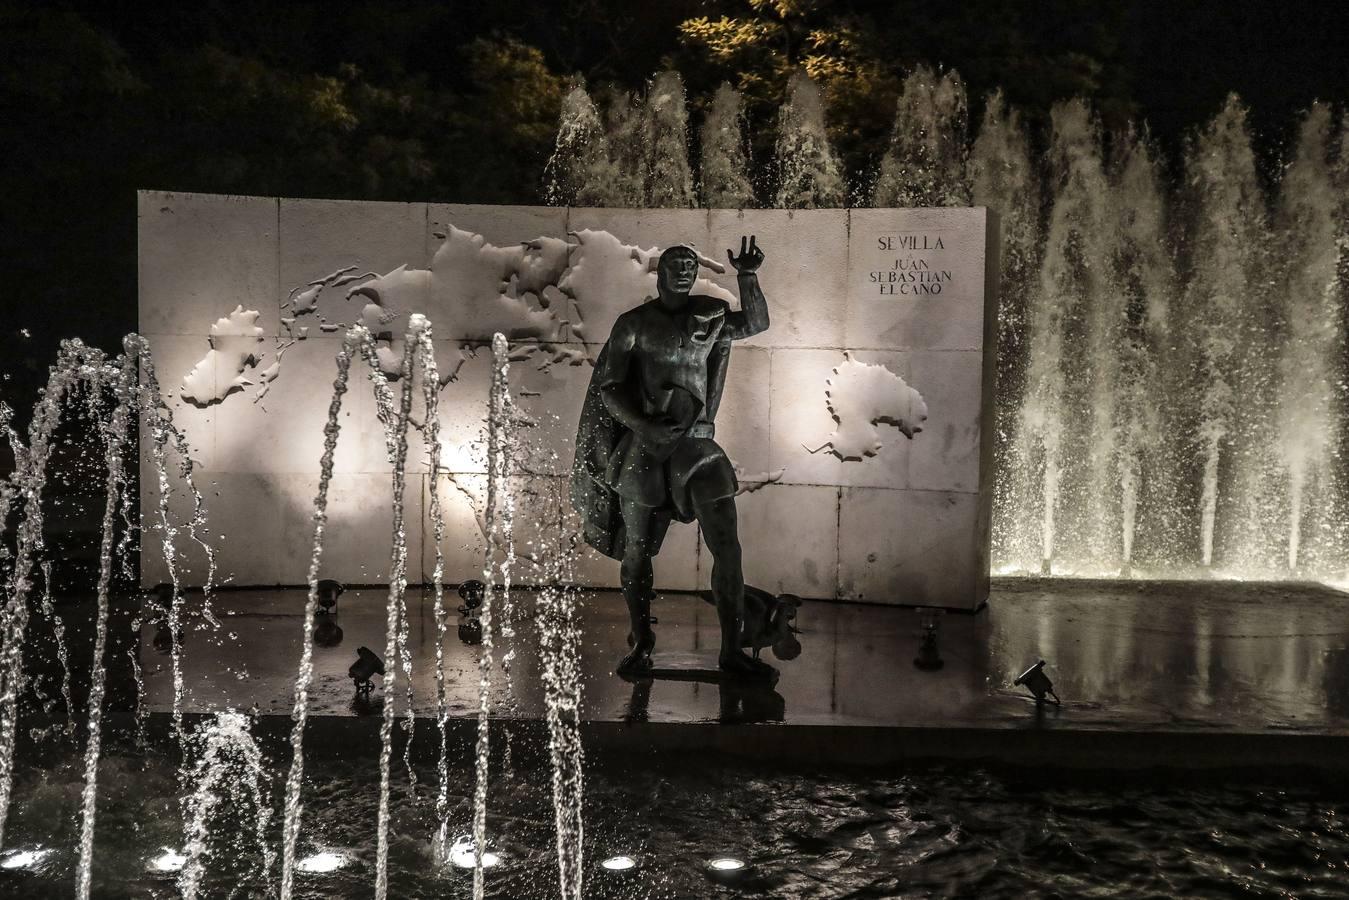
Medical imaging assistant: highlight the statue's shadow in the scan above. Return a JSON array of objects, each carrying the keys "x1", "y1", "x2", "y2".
[{"x1": 620, "y1": 672, "x2": 786, "y2": 724}]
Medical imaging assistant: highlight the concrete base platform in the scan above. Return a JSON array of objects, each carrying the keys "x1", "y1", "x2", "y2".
[{"x1": 129, "y1": 577, "x2": 1349, "y2": 771}]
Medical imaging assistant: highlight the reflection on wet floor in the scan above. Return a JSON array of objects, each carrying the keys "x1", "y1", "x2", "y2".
[{"x1": 137, "y1": 578, "x2": 1349, "y2": 737}]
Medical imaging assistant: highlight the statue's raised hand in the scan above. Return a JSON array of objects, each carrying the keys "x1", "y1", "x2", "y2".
[{"x1": 727, "y1": 235, "x2": 764, "y2": 274}]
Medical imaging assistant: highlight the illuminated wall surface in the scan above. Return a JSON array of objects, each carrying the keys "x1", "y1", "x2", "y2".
[{"x1": 138, "y1": 191, "x2": 999, "y2": 609}]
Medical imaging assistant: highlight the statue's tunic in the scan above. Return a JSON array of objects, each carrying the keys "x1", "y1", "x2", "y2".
[{"x1": 571, "y1": 294, "x2": 739, "y2": 560}]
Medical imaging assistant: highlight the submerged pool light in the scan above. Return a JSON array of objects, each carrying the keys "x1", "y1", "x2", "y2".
[
  {"x1": 147, "y1": 847, "x2": 187, "y2": 873},
  {"x1": 600, "y1": 854, "x2": 637, "y2": 871},
  {"x1": 0, "y1": 847, "x2": 52, "y2": 870},
  {"x1": 447, "y1": 834, "x2": 502, "y2": 869},
  {"x1": 297, "y1": 850, "x2": 350, "y2": 873},
  {"x1": 705, "y1": 855, "x2": 750, "y2": 884}
]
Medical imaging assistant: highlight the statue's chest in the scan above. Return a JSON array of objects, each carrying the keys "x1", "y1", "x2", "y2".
[{"x1": 635, "y1": 311, "x2": 724, "y2": 370}]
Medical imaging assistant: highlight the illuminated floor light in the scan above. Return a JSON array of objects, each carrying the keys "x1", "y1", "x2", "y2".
[
  {"x1": 297, "y1": 850, "x2": 350, "y2": 873},
  {"x1": 447, "y1": 835, "x2": 501, "y2": 869},
  {"x1": 600, "y1": 855, "x2": 637, "y2": 871},
  {"x1": 147, "y1": 848, "x2": 187, "y2": 873},
  {"x1": 0, "y1": 848, "x2": 52, "y2": 870},
  {"x1": 706, "y1": 855, "x2": 750, "y2": 883}
]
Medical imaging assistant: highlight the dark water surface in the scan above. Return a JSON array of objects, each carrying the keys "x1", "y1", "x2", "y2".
[{"x1": 3, "y1": 740, "x2": 1347, "y2": 899}]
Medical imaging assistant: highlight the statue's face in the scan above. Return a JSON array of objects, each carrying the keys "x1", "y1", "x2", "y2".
[{"x1": 658, "y1": 250, "x2": 699, "y2": 294}]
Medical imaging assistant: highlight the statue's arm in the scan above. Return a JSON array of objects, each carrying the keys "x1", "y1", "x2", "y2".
[
  {"x1": 703, "y1": 338, "x2": 731, "y2": 423},
  {"x1": 724, "y1": 235, "x2": 768, "y2": 340},
  {"x1": 726, "y1": 271, "x2": 769, "y2": 340}
]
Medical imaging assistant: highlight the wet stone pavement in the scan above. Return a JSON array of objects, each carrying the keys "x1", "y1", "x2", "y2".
[{"x1": 113, "y1": 578, "x2": 1349, "y2": 770}]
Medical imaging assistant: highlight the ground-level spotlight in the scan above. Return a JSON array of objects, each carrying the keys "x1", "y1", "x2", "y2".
[
  {"x1": 705, "y1": 856, "x2": 749, "y2": 884},
  {"x1": 1014, "y1": 659, "x2": 1061, "y2": 705},
  {"x1": 913, "y1": 606, "x2": 945, "y2": 671},
  {"x1": 0, "y1": 847, "x2": 53, "y2": 870},
  {"x1": 458, "y1": 580, "x2": 486, "y2": 611},
  {"x1": 458, "y1": 618, "x2": 483, "y2": 645},
  {"x1": 457, "y1": 579, "x2": 486, "y2": 644},
  {"x1": 297, "y1": 849, "x2": 351, "y2": 873},
  {"x1": 349, "y1": 646, "x2": 384, "y2": 695},
  {"x1": 447, "y1": 834, "x2": 502, "y2": 869},
  {"x1": 600, "y1": 854, "x2": 638, "y2": 872},
  {"x1": 146, "y1": 847, "x2": 187, "y2": 873},
  {"x1": 316, "y1": 578, "x2": 345, "y2": 614}
]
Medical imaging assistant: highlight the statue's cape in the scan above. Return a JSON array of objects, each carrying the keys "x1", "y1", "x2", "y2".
[
  {"x1": 569, "y1": 338, "x2": 673, "y2": 560},
  {"x1": 571, "y1": 296, "x2": 736, "y2": 561}
]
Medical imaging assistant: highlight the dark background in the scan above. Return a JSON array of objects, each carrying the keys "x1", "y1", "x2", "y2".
[{"x1": 1, "y1": 0, "x2": 1347, "y2": 411}]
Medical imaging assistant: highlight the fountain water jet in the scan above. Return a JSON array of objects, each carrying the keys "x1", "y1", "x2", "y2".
[
  {"x1": 74, "y1": 346, "x2": 136, "y2": 900},
  {"x1": 873, "y1": 65, "x2": 970, "y2": 207},
  {"x1": 137, "y1": 337, "x2": 220, "y2": 755},
  {"x1": 371, "y1": 324, "x2": 420, "y2": 900},
  {"x1": 602, "y1": 87, "x2": 651, "y2": 208},
  {"x1": 1109, "y1": 126, "x2": 1176, "y2": 574},
  {"x1": 0, "y1": 335, "x2": 213, "y2": 897},
  {"x1": 545, "y1": 82, "x2": 613, "y2": 207},
  {"x1": 773, "y1": 71, "x2": 845, "y2": 209},
  {"x1": 699, "y1": 83, "x2": 754, "y2": 208},
  {"x1": 1273, "y1": 102, "x2": 1343, "y2": 572},
  {"x1": 646, "y1": 70, "x2": 696, "y2": 208},
  {"x1": 0, "y1": 342, "x2": 99, "y2": 848},
  {"x1": 536, "y1": 546, "x2": 586, "y2": 898},
  {"x1": 36, "y1": 561, "x2": 73, "y2": 737},
  {"x1": 471, "y1": 333, "x2": 514, "y2": 899},
  {"x1": 971, "y1": 91, "x2": 1042, "y2": 569},
  {"x1": 278, "y1": 329, "x2": 358, "y2": 900},
  {"x1": 418, "y1": 327, "x2": 455, "y2": 864},
  {"x1": 1182, "y1": 95, "x2": 1270, "y2": 570},
  {"x1": 177, "y1": 711, "x2": 273, "y2": 900},
  {"x1": 1020, "y1": 101, "x2": 1117, "y2": 574}
]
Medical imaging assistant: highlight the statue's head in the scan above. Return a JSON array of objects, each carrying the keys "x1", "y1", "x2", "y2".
[{"x1": 656, "y1": 245, "x2": 699, "y2": 295}]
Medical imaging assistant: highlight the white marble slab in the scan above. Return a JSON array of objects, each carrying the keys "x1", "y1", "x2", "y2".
[
  {"x1": 837, "y1": 487, "x2": 982, "y2": 607},
  {"x1": 271, "y1": 471, "x2": 426, "y2": 586},
  {"x1": 139, "y1": 192, "x2": 280, "y2": 337},
  {"x1": 141, "y1": 195, "x2": 996, "y2": 608},
  {"x1": 712, "y1": 345, "x2": 771, "y2": 472},
  {"x1": 706, "y1": 483, "x2": 841, "y2": 598},
  {"x1": 845, "y1": 207, "x2": 991, "y2": 351},
  {"x1": 706, "y1": 207, "x2": 848, "y2": 349},
  {"x1": 906, "y1": 349, "x2": 985, "y2": 493},
  {"x1": 279, "y1": 197, "x2": 429, "y2": 339},
  {"x1": 209, "y1": 336, "x2": 379, "y2": 476}
]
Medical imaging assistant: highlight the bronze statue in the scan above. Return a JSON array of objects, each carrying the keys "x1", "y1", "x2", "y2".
[{"x1": 572, "y1": 236, "x2": 771, "y2": 677}]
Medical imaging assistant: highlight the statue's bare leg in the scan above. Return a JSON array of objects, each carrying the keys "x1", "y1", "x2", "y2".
[
  {"x1": 695, "y1": 494, "x2": 774, "y2": 677},
  {"x1": 617, "y1": 496, "x2": 657, "y2": 674}
]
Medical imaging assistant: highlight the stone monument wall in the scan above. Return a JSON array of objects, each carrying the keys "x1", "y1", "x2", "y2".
[{"x1": 138, "y1": 191, "x2": 999, "y2": 609}]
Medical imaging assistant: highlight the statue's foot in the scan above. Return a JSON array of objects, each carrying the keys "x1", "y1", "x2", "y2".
[
  {"x1": 626, "y1": 614, "x2": 658, "y2": 648},
  {"x1": 618, "y1": 627, "x2": 656, "y2": 675},
  {"x1": 719, "y1": 649, "x2": 776, "y2": 679},
  {"x1": 617, "y1": 645, "x2": 653, "y2": 675}
]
